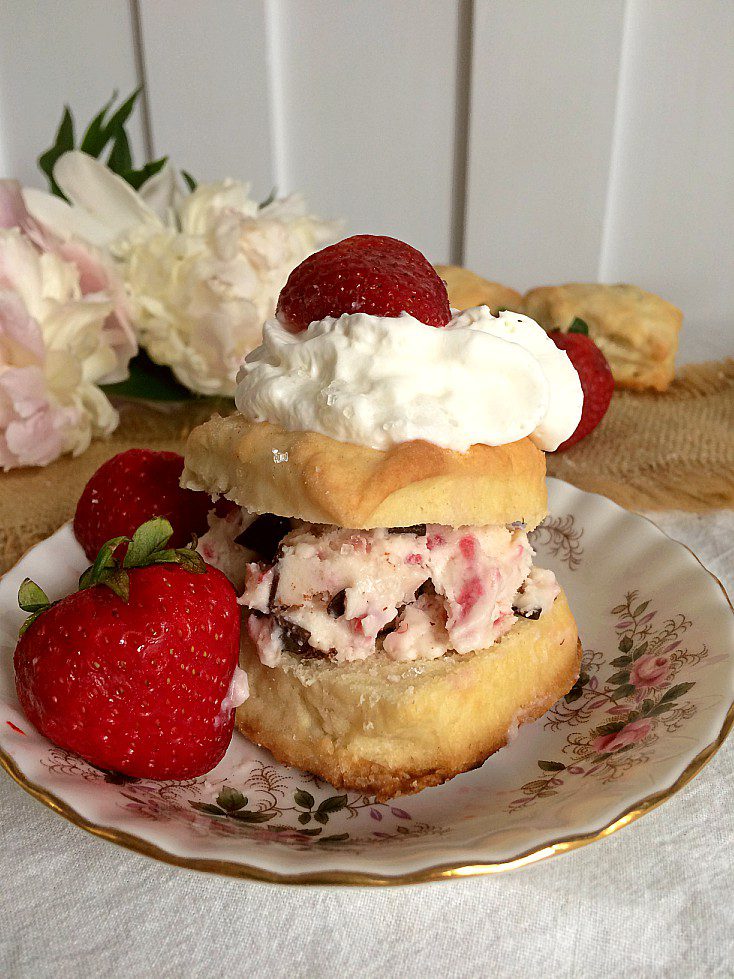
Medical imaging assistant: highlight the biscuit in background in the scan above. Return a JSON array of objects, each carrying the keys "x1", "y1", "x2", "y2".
[
  {"x1": 522, "y1": 283, "x2": 683, "y2": 392},
  {"x1": 435, "y1": 265, "x2": 522, "y2": 314}
]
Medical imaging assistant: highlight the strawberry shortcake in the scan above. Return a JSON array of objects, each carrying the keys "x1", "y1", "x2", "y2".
[{"x1": 184, "y1": 235, "x2": 584, "y2": 800}]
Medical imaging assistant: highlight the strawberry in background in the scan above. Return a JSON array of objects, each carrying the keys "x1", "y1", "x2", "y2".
[
  {"x1": 548, "y1": 319, "x2": 614, "y2": 452},
  {"x1": 74, "y1": 448, "x2": 212, "y2": 560}
]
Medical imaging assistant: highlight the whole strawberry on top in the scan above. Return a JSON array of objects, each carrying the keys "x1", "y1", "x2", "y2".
[
  {"x1": 74, "y1": 449, "x2": 212, "y2": 561},
  {"x1": 548, "y1": 319, "x2": 614, "y2": 451},
  {"x1": 14, "y1": 519, "x2": 244, "y2": 779},
  {"x1": 276, "y1": 234, "x2": 452, "y2": 332}
]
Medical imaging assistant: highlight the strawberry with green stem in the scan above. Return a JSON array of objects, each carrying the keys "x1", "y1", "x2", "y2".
[{"x1": 14, "y1": 518, "x2": 243, "y2": 780}]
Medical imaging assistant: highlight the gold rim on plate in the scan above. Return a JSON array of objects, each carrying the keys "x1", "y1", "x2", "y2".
[{"x1": 1, "y1": 501, "x2": 732, "y2": 885}]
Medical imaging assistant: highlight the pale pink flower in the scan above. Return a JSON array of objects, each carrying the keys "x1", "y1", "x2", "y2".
[
  {"x1": 630, "y1": 654, "x2": 672, "y2": 690},
  {"x1": 592, "y1": 718, "x2": 653, "y2": 754},
  {"x1": 0, "y1": 182, "x2": 134, "y2": 469}
]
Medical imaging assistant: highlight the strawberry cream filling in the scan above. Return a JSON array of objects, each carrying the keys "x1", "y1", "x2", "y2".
[{"x1": 211, "y1": 517, "x2": 560, "y2": 667}]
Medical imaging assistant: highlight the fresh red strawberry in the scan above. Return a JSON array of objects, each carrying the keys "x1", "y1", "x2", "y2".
[
  {"x1": 14, "y1": 519, "x2": 243, "y2": 779},
  {"x1": 74, "y1": 449, "x2": 211, "y2": 561},
  {"x1": 549, "y1": 319, "x2": 614, "y2": 451},
  {"x1": 276, "y1": 234, "x2": 451, "y2": 331}
]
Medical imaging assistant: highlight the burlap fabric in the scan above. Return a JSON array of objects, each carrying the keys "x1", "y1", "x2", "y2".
[{"x1": 1, "y1": 361, "x2": 732, "y2": 575}]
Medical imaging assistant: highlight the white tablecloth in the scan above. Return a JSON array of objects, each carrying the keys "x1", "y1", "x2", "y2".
[{"x1": 2, "y1": 510, "x2": 733, "y2": 978}]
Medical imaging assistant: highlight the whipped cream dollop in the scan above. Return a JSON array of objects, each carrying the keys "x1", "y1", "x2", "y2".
[{"x1": 235, "y1": 306, "x2": 583, "y2": 452}]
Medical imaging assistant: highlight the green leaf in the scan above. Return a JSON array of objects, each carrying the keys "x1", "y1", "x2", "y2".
[
  {"x1": 538, "y1": 760, "x2": 566, "y2": 772},
  {"x1": 189, "y1": 802, "x2": 225, "y2": 816},
  {"x1": 107, "y1": 129, "x2": 133, "y2": 176},
  {"x1": 650, "y1": 702, "x2": 675, "y2": 716},
  {"x1": 568, "y1": 317, "x2": 589, "y2": 335},
  {"x1": 259, "y1": 186, "x2": 277, "y2": 209},
  {"x1": 611, "y1": 604, "x2": 627, "y2": 615},
  {"x1": 297, "y1": 827, "x2": 323, "y2": 836},
  {"x1": 82, "y1": 535, "x2": 128, "y2": 590},
  {"x1": 641, "y1": 698, "x2": 655, "y2": 714},
  {"x1": 595, "y1": 721, "x2": 625, "y2": 736},
  {"x1": 613, "y1": 683, "x2": 636, "y2": 701},
  {"x1": 298, "y1": 812, "x2": 311, "y2": 825},
  {"x1": 314, "y1": 811, "x2": 329, "y2": 825},
  {"x1": 608, "y1": 670, "x2": 631, "y2": 686},
  {"x1": 217, "y1": 787, "x2": 247, "y2": 812},
  {"x1": 171, "y1": 548, "x2": 206, "y2": 574},
  {"x1": 102, "y1": 567, "x2": 130, "y2": 602},
  {"x1": 101, "y1": 88, "x2": 140, "y2": 145},
  {"x1": 38, "y1": 106, "x2": 75, "y2": 197},
  {"x1": 80, "y1": 91, "x2": 117, "y2": 156},
  {"x1": 659, "y1": 682, "x2": 695, "y2": 704},
  {"x1": 632, "y1": 601, "x2": 650, "y2": 616},
  {"x1": 124, "y1": 156, "x2": 168, "y2": 191},
  {"x1": 618, "y1": 636, "x2": 633, "y2": 654},
  {"x1": 181, "y1": 169, "x2": 198, "y2": 192},
  {"x1": 230, "y1": 809, "x2": 276, "y2": 824},
  {"x1": 124, "y1": 518, "x2": 174, "y2": 568},
  {"x1": 610, "y1": 655, "x2": 632, "y2": 668},
  {"x1": 564, "y1": 680, "x2": 584, "y2": 703},
  {"x1": 18, "y1": 578, "x2": 50, "y2": 613},
  {"x1": 18, "y1": 610, "x2": 45, "y2": 637},
  {"x1": 317, "y1": 794, "x2": 348, "y2": 814},
  {"x1": 101, "y1": 351, "x2": 194, "y2": 402},
  {"x1": 316, "y1": 834, "x2": 349, "y2": 844},
  {"x1": 632, "y1": 642, "x2": 649, "y2": 660},
  {"x1": 294, "y1": 789, "x2": 315, "y2": 810}
]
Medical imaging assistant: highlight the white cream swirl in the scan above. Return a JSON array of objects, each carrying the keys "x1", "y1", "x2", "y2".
[{"x1": 235, "y1": 306, "x2": 583, "y2": 452}]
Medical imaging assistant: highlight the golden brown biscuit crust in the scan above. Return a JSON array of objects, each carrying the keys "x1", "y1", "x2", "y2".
[
  {"x1": 522, "y1": 283, "x2": 682, "y2": 392},
  {"x1": 183, "y1": 415, "x2": 548, "y2": 530},
  {"x1": 435, "y1": 264, "x2": 522, "y2": 314},
  {"x1": 235, "y1": 590, "x2": 580, "y2": 801}
]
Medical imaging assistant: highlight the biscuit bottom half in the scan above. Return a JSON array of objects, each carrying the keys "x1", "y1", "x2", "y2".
[{"x1": 235, "y1": 589, "x2": 580, "y2": 801}]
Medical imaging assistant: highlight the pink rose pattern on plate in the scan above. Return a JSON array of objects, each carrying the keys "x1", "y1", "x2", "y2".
[{"x1": 509, "y1": 589, "x2": 706, "y2": 810}]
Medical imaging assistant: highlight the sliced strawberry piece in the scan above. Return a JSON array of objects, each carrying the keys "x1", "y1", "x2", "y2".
[{"x1": 276, "y1": 234, "x2": 451, "y2": 331}]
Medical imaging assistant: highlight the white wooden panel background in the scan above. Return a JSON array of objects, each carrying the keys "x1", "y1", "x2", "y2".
[{"x1": 0, "y1": 0, "x2": 731, "y2": 362}]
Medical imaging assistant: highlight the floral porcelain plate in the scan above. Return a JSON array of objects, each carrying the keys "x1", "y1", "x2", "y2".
[{"x1": 1, "y1": 480, "x2": 732, "y2": 885}]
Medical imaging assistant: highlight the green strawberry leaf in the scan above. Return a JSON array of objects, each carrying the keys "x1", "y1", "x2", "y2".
[
  {"x1": 618, "y1": 636, "x2": 633, "y2": 654},
  {"x1": 101, "y1": 567, "x2": 130, "y2": 602},
  {"x1": 568, "y1": 317, "x2": 589, "y2": 336},
  {"x1": 18, "y1": 578, "x2": 50, "y2": 613},
  {"x1": 82, "y1": 536, "x2": 128, "y2": 589},
  {"x1": 124, "y1": 518, "x2": 174, "y2": 568}
]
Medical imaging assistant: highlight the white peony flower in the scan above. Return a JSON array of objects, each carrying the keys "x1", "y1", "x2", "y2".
[{"x1": 28, "y1": 153, "x2": 339, "y2": 396}]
